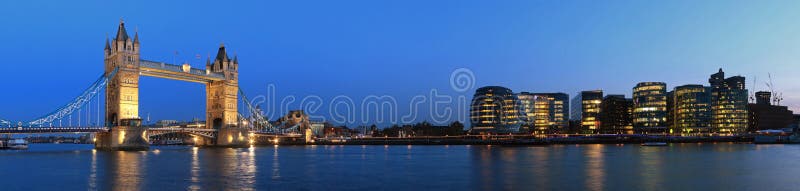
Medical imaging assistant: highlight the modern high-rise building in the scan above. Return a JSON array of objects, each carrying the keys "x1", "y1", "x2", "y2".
[
  {"x1": 672, "y1": 85, "x2": 712, "y2": 135},
  {"x1": 516, "y1": 92, "x2": 536, "y2": 133},
  {"x1": 470, "y1": 86, "x2": 525, "y2": 134},
  {"x1": 666, "y1": 90, "x2": 674, "y2": 133},
  {"x1": 747, "y1": 91, "x2": 794, "y2": 132},
  {"x1": 598, "y1": 95, "x2": 633, "y2": 134},
  {"x1": 571, "y1": 90, "x2": 603, "y2": 134},
  {"x1": 709, "y1": 69, "x2": 748, "y2": 134},
  {"x1": 519, "y1": 92, "x2": 569, "y2": 134},
  {"x1": 633, "y1": 82, "x2": 667, "y2": 134}
]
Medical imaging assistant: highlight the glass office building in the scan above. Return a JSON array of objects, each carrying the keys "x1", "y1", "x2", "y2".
[
  {"x1": 709, "y1": 69, "x2": 748, "y2": 134},
  {"x1": 571, "y1": 90, "x2": 603, "y2": 134},
  {"x1": 633, "y1": 82, "x2": 667, "y2": 134},
  {"x1": 598, "y1": 95, "x2": 633, "y2": 134},
  {"x1": 516, "y1": 93, "x2": 536, "y2": 133},
  {"x1": 470, "y1": 86, "x2": 525, "y2": 134},
  {"x1": 519, "y1": 92, "x2": 569, "y2": 134},
  {"x1": 672, "y1": 85, "x2": 712, "y2": 135}
]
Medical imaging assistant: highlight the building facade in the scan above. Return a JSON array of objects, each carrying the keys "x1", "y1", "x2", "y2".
[
  {"x1": 709, "y1": 69, "x2": 748, "y2": 134},
  {"x1": 279, "y1": 110, "x2": 311, "y2": 132},
  {"x1": 633, "y1": 82, "x2": 667, "y2": 134},
  {"x1": 519, "y1": 92, "x2": 569, "y2": 134},
  {"x1": 470, "y1": 86, "x2": 525, "y2": 134},
  {"x1": 598, "y1": 95, "x2": 633, "y2": 134},
  {"x1": 516, "y1": 92, "x2": 536, "y2": 133},
  {"x1": 571, "y1": 90, "x2": 603, "y2": 134},
  {"x1": 748, "y1": 91, "x2": 794, "y2": 132},
  {"x1": 672, "y1": 85, "x2": 712, "y2": 135}
]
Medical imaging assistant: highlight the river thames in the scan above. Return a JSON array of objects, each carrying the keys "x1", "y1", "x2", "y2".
[{"x1": 1, "y1": 143, "x2": 798, "y2": 190}]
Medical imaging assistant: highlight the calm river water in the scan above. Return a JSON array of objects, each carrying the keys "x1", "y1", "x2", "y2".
[{"x1": 0, "y1": 143, "x2": 798, "y2": 191}]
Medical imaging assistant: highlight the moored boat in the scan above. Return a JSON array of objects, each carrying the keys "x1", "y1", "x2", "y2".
[
  {"x1": 753, "y1": 129, "x2": 800, "y2": 144},
  {"x1": 8, "y1": 139, "x2": 28, "y2": 150},
  {"x1": 641, "y1": 142, "x2": 668, "y2": 146}
]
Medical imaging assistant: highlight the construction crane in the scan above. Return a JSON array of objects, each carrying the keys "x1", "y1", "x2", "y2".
[
  {"x1": 765, "y1": 73, "x2": 784, "y2": 106},
  {"x1": 750, "y1": 75, "x2": 757, "y2": 103}
]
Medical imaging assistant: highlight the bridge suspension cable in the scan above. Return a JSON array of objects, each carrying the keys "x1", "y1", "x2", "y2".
[
  {"x1": 0, "y1": 119, "x2": 10, "y2": 127},
  {"x1": 238, "y1": 88, "x2": 275, "y2": 132},
  {"x1": 25, "y1": 68, "x2": 119, "y2": 127}
]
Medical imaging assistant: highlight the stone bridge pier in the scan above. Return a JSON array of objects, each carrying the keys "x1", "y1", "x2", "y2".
[
  {"x1": 216, "y1": 127, "x2": 250, "y2": 147},
  {"x1": 95, "y1": 119, "x2": 149, "y2": 150}
]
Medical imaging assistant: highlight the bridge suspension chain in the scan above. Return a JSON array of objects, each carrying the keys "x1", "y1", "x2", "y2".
[{"x1": 25, "y1": 68, "x2": 119, "y2": 127}]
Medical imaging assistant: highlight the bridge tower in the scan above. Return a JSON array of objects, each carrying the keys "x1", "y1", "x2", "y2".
[
  {"x1": 206, "y1": 44, "x2": 248, "y2": 146},
  {"x1": 96, "y1": 20, "x2": 148, "y2": 150}
]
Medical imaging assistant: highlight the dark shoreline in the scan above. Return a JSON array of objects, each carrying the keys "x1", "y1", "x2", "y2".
[
  {"x1": 251, "y1": 136, "x2": 755, "y2": 146},
  {"x1": 18, "y1": 136, "x2": 761, "y2": 147}
]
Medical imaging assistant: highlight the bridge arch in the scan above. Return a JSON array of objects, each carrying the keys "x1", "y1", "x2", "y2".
[
  {"x1": 108, "y1": 113, "x2": 118, "y2": 127},
  {"x1": 212, "y1": 118, "x2": 223, "y2": 130}
]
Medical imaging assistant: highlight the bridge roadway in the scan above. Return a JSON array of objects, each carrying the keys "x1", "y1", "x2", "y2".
[
  {"x1": 0, "y1": 127, "x2": 108, "y2": 134},
  {"x1": 0, "y1": 126, "x2": 296, "y2": 138},
  {"x1": 0, "y1": 126, "x2": 220, "y2": 136},
  {"x1": 139, "y1": 59, "x2": 226, "y2": 83},
  {"x1": 148, "y1": 127, "x2": 219, "y2": 139}
]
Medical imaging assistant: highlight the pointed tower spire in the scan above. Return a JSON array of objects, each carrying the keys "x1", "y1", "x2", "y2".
[
  {"x1": 104, "y1": 34, "x2": 110, "y2": 50},
  {"x1": 232, "y1": 53, "x2": 238, "y2": 71},
  {"x1": 215, "y1": 43, "x2": 229, "y2": 62},
  {"x1": 133, "y1": 26, "x2": 139, "y2": 44},
  {"x1": 206, "y1": 54, "x2": 211, "y2": 66},
  {"x1": 115, "y1": 18, "x2": 129, "y2": 41}
]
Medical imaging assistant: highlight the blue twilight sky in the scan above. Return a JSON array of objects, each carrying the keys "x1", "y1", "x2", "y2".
[{"x1": 0, "y1": 0, "x2": 799, "y2": 127}]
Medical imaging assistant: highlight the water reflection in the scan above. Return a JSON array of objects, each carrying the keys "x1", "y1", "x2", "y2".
[
  {"x1": 474, "y1": 145, "x2": 496, "y2": 190},
  {"x1": 87, "y1": 149, "x2": 97, "y2": 190},
  {"x1": 530, "y1": 146, "x2": 551, "y2": 190},
  {"x1": 471, "y1": 145, "x2": 543, "y2": 190},
  {"x1": 188, "y1": 147, "x2": 200, "y2": 191},
  {"x1": 272, "y1": 146, "x2": 281, "y2": 180},
  {"x1": 583, "y1": 144, "x2": 605, "y2": 191},
  {"x1": 222, "y1": 148, "x2": 257, "y2": 191},
  {"x1": 104, "y1": 151, "x2": 145, "y2": 190},
  {"x1": 638, "y1": 145, "x2": 664, "y2": 190},
  {"x1": 8, "y1": 143, "x2": 800, "y2": 190}
]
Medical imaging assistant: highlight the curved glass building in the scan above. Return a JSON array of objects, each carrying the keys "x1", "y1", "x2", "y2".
[
  {"x1": 470, "y1": 86, "x2": 524, "y2": 134},
  {"x1": 672, "y1": 85, "x2": 712, "y2": 135},
  {"x1": 633, "y1": 82, "x2": 667, "y2": 134}
]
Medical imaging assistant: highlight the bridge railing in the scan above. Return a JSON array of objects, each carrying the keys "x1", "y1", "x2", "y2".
[
  {"x1": 148, "y1": 127, "x2": 217, "y2": 132},
  {"x1": 140, "y1": 59, "x2": 225, "y2": 79}
]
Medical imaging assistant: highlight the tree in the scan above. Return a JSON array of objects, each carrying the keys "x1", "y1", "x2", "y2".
[{"x1": 447, "y1": 121, "x2": 465, "y2": 135}]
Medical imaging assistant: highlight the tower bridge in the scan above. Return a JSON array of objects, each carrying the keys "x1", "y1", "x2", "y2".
[{"x1": 0, "y1": 20, "x2": 287, "y2": 150}]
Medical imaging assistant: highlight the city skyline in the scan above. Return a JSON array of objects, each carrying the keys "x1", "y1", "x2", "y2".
[
  {"x1": 1, "y1": 1, "x2": 799, "y2": 127},
  {"x1": 2, "y1": 2, "x2": 800, "y2": 190}
]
